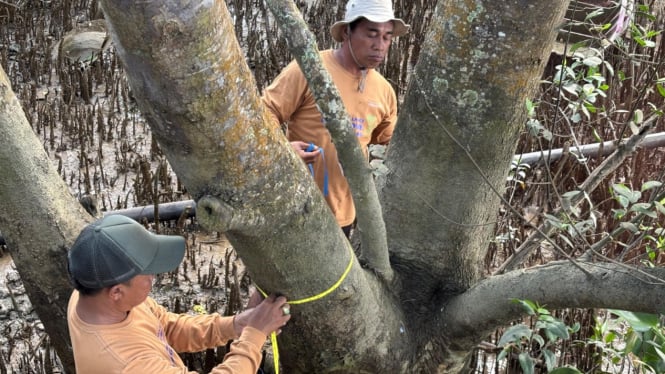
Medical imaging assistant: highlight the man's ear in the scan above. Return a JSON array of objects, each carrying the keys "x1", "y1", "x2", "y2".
[
  {"x1": 343, "y1": 24, "x2": 351, "y2": 41},
  {"x1": 108, "y1": 284, "x2": 124, "y2": 301}
]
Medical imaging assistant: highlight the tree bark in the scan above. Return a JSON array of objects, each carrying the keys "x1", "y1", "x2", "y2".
[
  {"x1": 99, "y1": 1, "x2": 407, "y2": 372},
  {"x1": 379, "y1": 0, "x2": 572, "y2": 302},
  {"x1": 441, "y1": 260, "x2": 665, "y2": 351},
  {"x1": 0, "y1": 65, "x2": 86, "y2": 373}
]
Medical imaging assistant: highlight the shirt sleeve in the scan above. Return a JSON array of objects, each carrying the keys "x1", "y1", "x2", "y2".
[
  {"x1": 210, "y1": 327, "x2": 267, "y2": 374},
  {"x1": 121, "y1": 327, "x2": 265, "y2": 374},
  {"x1": 370, "y1": 86, "x2": 398, "y2": 145},
  {"x1": 145, "y1": 298, "x2": 267, "y2": 374},
  {"x1": 261, "y1": 60, "x2": 310, "y2": 129},
  {"x1": 147, "y1": 297, "x2": 237, "y2": 353}
]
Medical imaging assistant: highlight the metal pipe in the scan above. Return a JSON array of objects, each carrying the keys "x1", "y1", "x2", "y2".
[
  {"x1": 3, "y1": 132, "x2": 665, "y2": 247},
  {"x1": 514, "y1": 132, "x2": 665, "y2": 165},
  {"x1": 0, "y1": 200, "x2": 197, "y2": 248},
  {"x1": 103, "y1": 199, "x2": 197, "y2": 222}
]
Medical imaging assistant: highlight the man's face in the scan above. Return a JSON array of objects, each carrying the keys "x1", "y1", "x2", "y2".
[
  {"x1": 119, "y1": 274, "x2": 154, "y2": 309},
  {"x1": 347, "y1": 19, "x2": 394, "y2": 69}
]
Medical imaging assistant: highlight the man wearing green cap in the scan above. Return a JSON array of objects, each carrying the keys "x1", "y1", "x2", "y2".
[
  {"x1": 262, "y1": 0, "x2": 409, "y2": 237},
  {"x1": 66, "y1": 214, "x2": 291, "y2": 373}
]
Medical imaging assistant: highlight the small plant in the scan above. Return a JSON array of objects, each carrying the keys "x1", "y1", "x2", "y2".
[
  {"x1": 551, "y1": 47, "x2": 610, "y2": 125},
  {"x1": 192, "y1": 304, "x2": 207, "y2": 315},
  {"x1": 525, "y1": 98, "x2": 553, "y2": 142},
  {"x1": 497, "y1": 299, "x2": 581, "y2": 374},
  {"x1": 588, "y1": 310, "x2": 665, "y2": 373},
  {"x1": 610, "y1": 181, "x2": 664, "y2": 222},
  {"x1": 643, "y1": 229, "x2": 665, "y2": 267}
]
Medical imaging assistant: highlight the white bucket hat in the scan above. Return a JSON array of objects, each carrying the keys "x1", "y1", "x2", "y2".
[{"x1": 330, "y1": 0, "x2": 410, "y2": 43}]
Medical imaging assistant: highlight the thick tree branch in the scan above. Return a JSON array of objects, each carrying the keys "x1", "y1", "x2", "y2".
[
  {"x1": 441, "y1": 260, "x2": 665, "y2": 347},
  {"x1": 264, "y1": 0, "x2": 393, "y2": 281}
]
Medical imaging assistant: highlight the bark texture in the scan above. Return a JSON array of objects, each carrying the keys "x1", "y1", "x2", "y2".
[
  {"x1": 0, "y1": 65, "x2": 88, "y2": 373},
  {"x1": 379, "y1": 0, "x2": 571, "y2": 304},
  {"x1": 99, "y1": 1, "x2": 407, "y2": 372},
  {"x1": 443, "y1": 260, "x2": 665, "y2": 347}
]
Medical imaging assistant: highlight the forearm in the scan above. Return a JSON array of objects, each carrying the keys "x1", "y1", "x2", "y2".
[
  {"x1": 165, "y1": 313, "x2": 237, "y2": 352},
  {"x1": 210, "y1": 327, "x2": 266, "y2": 374}
]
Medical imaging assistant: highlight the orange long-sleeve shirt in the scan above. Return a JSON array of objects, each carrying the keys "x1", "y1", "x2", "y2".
[
  {"x1": 67, "y1": 291, "x2": 265, "y2": 373},
  {"x1": 262, "y1": 49, "x2": 397, "y2": 227}
]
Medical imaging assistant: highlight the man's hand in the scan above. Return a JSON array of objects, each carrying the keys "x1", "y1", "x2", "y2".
[
  {"x1": 233, "y1": 294, "x2": 291, "y2": 337},
  {"x1": 291, "y1": 141, "x2": 320, "y2": 164}
]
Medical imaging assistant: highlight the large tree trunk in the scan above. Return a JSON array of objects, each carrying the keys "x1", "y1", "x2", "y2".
[
  {"x1": 0, "y1": 65, "x2": 87, "y2": 373},
  {"x1": 99, "y1": 1, "x2": 408, "y2": 372},
  {"x1": 380, "y1": 0, "x2": 570, "y2": 302}
]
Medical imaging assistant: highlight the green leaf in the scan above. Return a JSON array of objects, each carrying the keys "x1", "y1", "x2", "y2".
[
  {"x1": 550, "y1": 366, "x2": 583, "y2": 374},
  {"x1": 634, "y1": 36, "x2": 647, "y2": 47},
  {"x1": 605, "y1": 331, "x2": 617, "y2": 344},
  {"x1": 612, "y1": 184, "x2": 641, "y2": 203},
  {"x1": 543, "y1": 349, "x2": 557, "y2": 372},
  {"x1": 654, "y1": 201, "x2": 665, "y2": 215},
  {"x1": 610, "y1": 310, "x2": 659, "y2": 332},
  {"x1": 532, "y1": 334, "x2": 545, "y2": 348},
  {"x1": 570, "y1": 112, "x2": 582, "y2": 123},
  {"x1": 518, "y1": 352, "x2": 535, "y2": 374},
  {"x1": 563, "y1": 83, "x2": 580, "y2": 96},
  {"x1": 498, "y1": 324, "x2": 532, "y2": 346},
  {"x1": 657, "y1": 83, "x2": 665, "y2": 98},
  {"x1": 584, "y1": 7, "x2": 606, "y2": 20},
  {"x1": 583, "y1": 56, "x2": 603, "y2": 67},
  {"x1": 514, "y1": 299, "x2": 538, "y2": 315},
  {"x1": 545, "y1": 320, "x2": 570, "y2": 340},
  {"x1": 612, "y1": 208, "x2": 625, "y2": 219},
  {"x1": 526, "y1": 99, "x2": 536, "y2": 117},
  {"x1": 558, "y1": 234, "x2": 575, "y2": 249},
  {"x1": 625, "y1": 330, "x2": 644, "y2": 354},
  {"x1": 569, "y1": 322, "x2": 581, "y2": 334},
  {"x1": 634, "y1": 109, "x2": 644, "y2": 124},
  {"x1": 641, "y1": 181, "x2": 663, "y2": 191},
  {"x1": 603, "y1": 60, "x2": 615, "y2": 76},
  {"x1": 629, "y1": 203, "x2": 657, "y2": 218},
  {"x1": 620, "y1": 222, "x2": 640, "y2": 233},
  {"x1": 497, "y1": 347, "x2": 509, "y2": 362}
]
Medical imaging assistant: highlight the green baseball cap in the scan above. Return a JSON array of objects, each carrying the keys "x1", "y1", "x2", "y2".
[{"x1": 67, "y1": 215, "x2": 185, "y2": 289}]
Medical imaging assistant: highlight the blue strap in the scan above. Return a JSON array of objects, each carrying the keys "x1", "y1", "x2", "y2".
[{"x1": 306, "y1": 143, "x2": 328, "y2": 197}]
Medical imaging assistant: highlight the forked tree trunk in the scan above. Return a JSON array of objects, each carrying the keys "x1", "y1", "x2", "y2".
[{"x1": 4, "y1": 0, "x2": 665, "y2": 373}]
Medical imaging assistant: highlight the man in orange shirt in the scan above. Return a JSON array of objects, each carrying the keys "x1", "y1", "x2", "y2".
[
  {"x1": 66, "y1": 214, "x2": 291, "y2": 373},
  {"x1": 262, "y1": 0, "x2": 409, "y2": 237}
]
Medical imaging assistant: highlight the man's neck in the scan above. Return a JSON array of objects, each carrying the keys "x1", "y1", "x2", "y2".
[
  {"x1": 76, "y1": 294, "x2": 130, "y2": 325},
  {"x1": 333, "y1": 47, "x2": 367, "y2": 77}
]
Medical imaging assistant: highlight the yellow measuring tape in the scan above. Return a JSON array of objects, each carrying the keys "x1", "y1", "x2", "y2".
[{"x1": 256, "y1": 242, "x2": 354, "y2": 374}]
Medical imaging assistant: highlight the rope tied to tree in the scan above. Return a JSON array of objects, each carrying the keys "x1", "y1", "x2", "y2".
[{"x1": 256, "y1": 242, "x2": 355, "y2": 374}]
